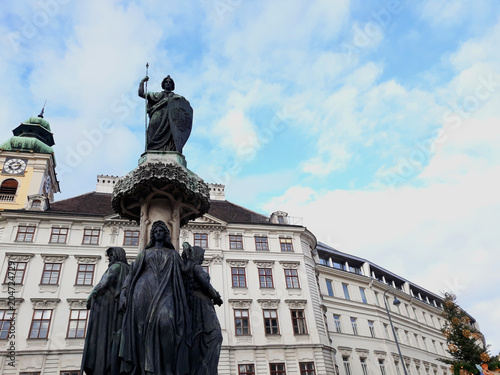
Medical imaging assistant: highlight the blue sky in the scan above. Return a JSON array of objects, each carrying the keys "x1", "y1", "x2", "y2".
[{"x1": 1, "y1": 0, "x2": 500, "y2": 353}]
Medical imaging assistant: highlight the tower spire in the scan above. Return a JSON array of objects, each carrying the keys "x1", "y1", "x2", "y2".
[{"x1": 38, "y1": 100, "x2": 47, "y2": 118}]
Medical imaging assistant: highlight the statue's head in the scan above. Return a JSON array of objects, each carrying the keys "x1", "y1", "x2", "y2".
[
  {"x1": 162, "y1": 75, "x2": 175, "y2": 91},
  {"x1": 192, "y1": 246, "x2": 205, "y2": 265},
  {"x1": 147, "y1": 220, "x2": 172, "y2": 248},
  {"x1": 106, "y1": 247, "x2": 128, "y2": 265}
]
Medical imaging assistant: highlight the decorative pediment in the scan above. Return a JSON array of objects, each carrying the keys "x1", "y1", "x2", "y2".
[
  {"x1": 74, "y1": 255, "x2": 102, "y2": 264},
  {"x1": 253, "y1": 260, "x2": 275, "y2": 268},
  {"x1": 41, "y1": 254, "x2": 68, "y2": 263},
  {"x1": 189, "y1": 213, "x2": 226, "y2": 226},
  {"x1": 355, "y1": 348, "x2": 369, "y2": 358},
  {"x1": 284, "y1": 299, "x2": 307, "y2": 309},
  {"x1": 0, "y1": 298, "x2": 24, "y2": 308},
  {"x1": 257, "y1": 299, "x2": 280, "y2": 309},
  {"x1": 6, "y1": 252, "x2": 35, "y2": 262},
  {"x1": 279, "y1": 261, "x2": 300, "y2": 269},
  {"x1": 30, "y1": 298, "x2": 61, "y2": 309},
  {"x1": 227, "y1": 259, "x2": 248, "y2": 267},
  {"x1": 228, "y1": 299, "x2": 252, "y2": 308},
  {"x1": 337, "y1": 346, "x2": 353, "y2": 356},
  {"x1": 67, "y1": 299, "x2": 87, "y2": 309}
]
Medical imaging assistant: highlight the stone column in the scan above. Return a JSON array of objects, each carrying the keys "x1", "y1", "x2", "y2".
[{"x1": 112, "y1": 151, "x2": 210, "y2": 250}]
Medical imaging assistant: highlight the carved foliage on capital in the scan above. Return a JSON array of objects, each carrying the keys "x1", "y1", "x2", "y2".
[
  {"x1": 41, "y1": 254, "x2": 68, "y2": 263},
  {"x1": 253, "y1": 260, "x2": 275, "y2": 268},
  {"x1": 31, "y1": 298, "x2": 61, "y2": 309},
  {"x1": 74, "y1": 255, "x2": 101, "y2": 264},
  {"x1": 67, "y1": 299, "x2": 87, "y2": 309},
  {"x1": 6, "y1": 252, "x2": 35, "y2": 262},
  {"x1": 228, "y1": 299, "x2": 252, "y2": 309},
  {"x1": 257, "y1": 299, "x2": 280, "y2": 309}
]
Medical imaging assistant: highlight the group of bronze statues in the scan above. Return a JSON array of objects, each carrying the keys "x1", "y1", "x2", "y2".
[{"x1": 81, "y1": 221, "x2": 223, "y2": 375}]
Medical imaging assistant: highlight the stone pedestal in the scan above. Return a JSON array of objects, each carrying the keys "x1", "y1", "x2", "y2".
[{"x1": 112, "y1": 151, "x2": 210, "y2": 250}]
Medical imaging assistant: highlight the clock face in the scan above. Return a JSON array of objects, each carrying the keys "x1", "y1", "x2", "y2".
[{"x1": 3, "y1": 158, "x2": 28, "y2": 174}]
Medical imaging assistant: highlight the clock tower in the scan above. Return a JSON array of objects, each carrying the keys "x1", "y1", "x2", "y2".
[{"x1": 0, "y1": 112, "x2": 60, "y2": 210}]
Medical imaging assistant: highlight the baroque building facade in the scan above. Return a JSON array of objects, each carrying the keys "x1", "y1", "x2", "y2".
[{"x1": 0, "y1": 114, "x2": 456, "y2": 375}]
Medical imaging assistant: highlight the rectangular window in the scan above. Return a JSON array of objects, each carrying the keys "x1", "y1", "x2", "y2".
[
  {"x1": 123, "y1": 230, "x2": 139, "y2": 246},
  {"x1": 75, "y1": 264, "x2": 95, "y2": 286},
  {"x1": 333, "y1": 314, "x2": 342, "y2": 333},
  {"x1": 194, "y1": 233, "x2": 208, "y2": 247},
  {"x1": 350, "y1": 317, "x2": 358, "y2": 335},
  {"x1": 60, "y1": 372, "x2": 80, "y2": 375},
  {"x1": 374, "y1": 291, "x2": 380, "y2": 306},
  {"x1": 368, "y1": 320, "x2": 376, "y2": 337},
  {"x1": 291, "y1": 309, "x2": 307, "y2": 335},
  {"x1": 270, "y1": 363, "x2": 286, "y2": 375},
  {"x1": 67, "y1": 310, "x2": 88, "y2": 338},
  {"x1": 15, "y1": 225, "x2": 36, "y2": 242},
  {"x1": 82, "y1": 229, "x2": 100, "y2": 245},
  {"x1": 0, "y1": 309, "x2": 14, "y2": 339},
  {"x1": 238, "y1": 364, "x2": 255, "y2": 375},
  {"x1": 383, "y1": 323, "x2": 390, "y2": 339},
  {"x1": 201, "y1": 265, "x2": 209, "y2": 274},
  {"x1": 379, "y1": 359, "x2": 387, "y2": 375},
  {"x1": 229, "y1": 234, "x2": 243, "y2": 249},
  {"x1": 279, "y1": 237, "x2": 293, "y2": 252},
  {"x1": 395, "y1": 362, "x2": 402, "y2": 375},
  {"x1": 342, "y1": 283, "x2": 350, "y2": 300},
  {"x1": 4, "y1": 261, "x2": 27, "y2": 284},
  {"x1": 332, "y1": 261, "x2": 345, "y2": 270},
  {"x1": 50, "y1": 227, "x2": 68, "y2": 244},
  {"x1": 326, "y1": 280, "x2": 334, "y2": 296},
  {"x1": 29, "y1": 309, "x2": 52, "y2": 339},
  {"x1": 258, "y1": 268, "x2": 273, "y2": 288},
  {"x1": 231, "y1": 267, "x2": 246, "y2": 288},
  {"x1": 342, "y1": 357, "x2": 352, "y2": 375},
  {"x1": 20, "y1": 373, "x2": 41, "y2": 375},
  {"x1": 360, "y1": 358, "x2": 369, "y2": 375},
  {"x1": 234, "y1": 309, "x2": 250, "y2": 335},
  {"x1": 299, "y1": 362, "x2": 316, "y2": 375},
  {"x1": 41, "y1": 263, "x2": 61, "y2": 285},
  {"x1": 263, "y1": 309, "x2": 279, "y2": 335},
  {"x1": 284, "y1": 269, "x2": 300, "y2": 289},
  {"x1": 254, "y1": 236, "x2": 269, "y2": 251},
  {"x1": 359, "y1": 287, "x2": 367, "y2": 303}
]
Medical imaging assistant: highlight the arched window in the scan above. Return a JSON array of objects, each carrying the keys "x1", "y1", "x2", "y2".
[{"x1": 0, "y1": 179, "x2": 19, "y2": 195}]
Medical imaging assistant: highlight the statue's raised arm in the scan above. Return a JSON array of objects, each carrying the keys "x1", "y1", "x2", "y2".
[{"x1": 139, "y1": 75, "x2": 193, "y2": 153}]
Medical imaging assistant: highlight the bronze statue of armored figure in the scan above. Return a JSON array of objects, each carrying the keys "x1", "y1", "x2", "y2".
[{"x1": 139, "y1": 75, "x2": 193, "y2": 153}]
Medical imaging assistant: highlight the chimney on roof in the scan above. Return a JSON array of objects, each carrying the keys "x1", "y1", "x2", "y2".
[
  {"x1": 96, "y1": 175, "x2": 120, "y2": 193},
  {"x1": 208, "y1": 183, "x2": 225, "y2": 201}
]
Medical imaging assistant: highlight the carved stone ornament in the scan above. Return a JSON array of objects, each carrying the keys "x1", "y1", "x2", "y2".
[
  {"x1": 213, "y1": 231, "x2": 221, "y2": 247},
  {"x1": 403, "y1": 356, "x2": 412, "y2": 366},
  {"x1": 253, "y1": 260, "x2": 275, "y2": 268},
  {"x1": 67, "y1": 299, "x2": 87, "y2": 309},
  {"x1": 211, "y1": 254, "x2": 223, "y2": 264},
  {"x1": 257, "y1": 299, "x2": 280, "y2": 309},
  {"x1": 279, "y1": 261, "x2": 300, "y2": 269},
  {"x1": 284, "y1": 299, "x2": 307, "y2": 309},
  {"x1": 0, "y1": 298, "x2": 24, "y2": 308},
  {"x1": 423, "y1": 361, "x2": 430, "y2": 370},
  {"x1": 391, "y1": 353, "x2": 400, "y2": 361},
  {"x1": 41, "y1": 254, "x2": 68, "y2": 263},
  {"x1": 227, "y1": 259, "x2": 248, "y2": 267},
  {"x1": 373, "y1": 350, "x2": 387, "y2": 360},
  {"x1": 228, "y1": 299, "x2": 252, "y2": 309},
  {"x1": 6, "y1": 252, "x2": 35, "y2": 262},
  {"x1": 413, "y1": 359, "x2": 421, "y2": 366},
  {"x1": 355, "y1": 348, "x2": 369, "y2": 359},
  {"x1": 337, "y1": 346, "x2": 353, "y2": 356},
  {"x1": 112, "y1": 160, "x2": 210, "y2": 226},
  {"x1": 30, "y1": 298, "x2": 61, "y2": 309},
  {"x1": 74, "y1": 255, "x2": 101, "y2": 264},
  {"x1": 181, "y1": 230, "x2": 188, "y2": 242}
]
